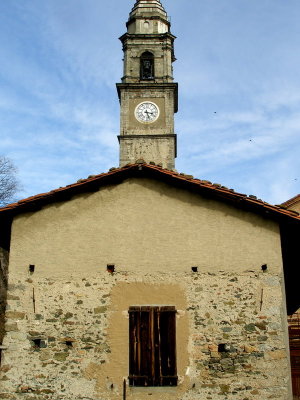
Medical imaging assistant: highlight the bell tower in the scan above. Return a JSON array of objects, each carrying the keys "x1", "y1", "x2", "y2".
[{"x1": 117, "y1": 0, "x2": 178, "y2": 169}]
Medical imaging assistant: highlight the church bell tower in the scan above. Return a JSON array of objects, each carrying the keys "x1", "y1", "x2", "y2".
[{"x1": 117, "y1": 0, "x2": 178, "y2": 169}]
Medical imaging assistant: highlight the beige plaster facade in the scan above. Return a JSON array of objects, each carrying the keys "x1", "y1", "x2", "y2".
[
  {"x1": 0, "y1": 177, "x2": 293, "y2": 399},
  {"x1": 7, "y1": 179, "x2": 283, "y2": 275}
]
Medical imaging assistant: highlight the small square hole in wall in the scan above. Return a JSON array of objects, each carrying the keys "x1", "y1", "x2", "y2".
[
  {"x1": 218, "y1": 343, "x2": 230, "y2": 353},
  {"x1": 191, "y1": 267, "x2": 198, "y2": 273},
  {"x1": 107, "y1": 264, "x2": 115, "y2": 273},
  {"x1": 32, "y1": 339, "x2": 46, "y2": 349},
  {"x1": 65, "y1": 340, "x2": 73, "y2": 348},
  {"x1": 29, "y1": 264, "x2": 35, "y2": 274},
  {"x1": 261, "y1": 264, "x2": 268, "y2": 272}
]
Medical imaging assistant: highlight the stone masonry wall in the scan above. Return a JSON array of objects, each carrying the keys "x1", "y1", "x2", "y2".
[
  {"x1": 119, "y1": 136, "x2": 176, "y2": 169},
  {"x1": 0, "y1": 247, "x2": 9, "y2": 349},
  {"x1": 0, "y1": 268, "x2": 291, "y2": 400}
]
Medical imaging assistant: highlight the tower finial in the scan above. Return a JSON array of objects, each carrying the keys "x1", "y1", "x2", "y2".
[{"x1": 130, "y1": 0, "x2": 167, "y2": 20}]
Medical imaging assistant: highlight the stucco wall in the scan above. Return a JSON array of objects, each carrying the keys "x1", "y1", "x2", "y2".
[
  {"x1": 0, "y1": 177, "x2": 292, "y2": 399},
  {"x1": 8, "y1": 178, "x2": 283, "y2": 276}
]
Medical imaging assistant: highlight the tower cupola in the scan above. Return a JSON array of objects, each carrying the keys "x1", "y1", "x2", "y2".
[{"x1": 127, "y1": 0, "x2": 169, "y2": 35}]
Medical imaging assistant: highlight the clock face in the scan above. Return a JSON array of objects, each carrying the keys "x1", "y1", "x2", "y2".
[{"x1": 135, "y1": 101, "x2": 160, "y2": 123}]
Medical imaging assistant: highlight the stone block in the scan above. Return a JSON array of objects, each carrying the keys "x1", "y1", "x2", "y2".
[
  {"x1": 94, "y1": 306, "x2": 107, "y2": 314},
  {"x1": 64, "y1": 312, "x2": 73, "y2": 319},
  {"x1": 6, "y1": 295, "x2": 20, "y2": 301},
  {"x1": 244, "y1": 345, "x2": 258, "y2": 353},
  {"x1": 5, "y1": 323, "x2": 18, "y2": 332},
  {"x1": 257, "y1": 335, "x2": 268, "y2": 342},
  {"x1": 255, "y1": 321, "x2": 267, "y2": 330},
  {"x1": 244, "y1": 323, "x2": 256, "y2": 332},
  {"x1": 208, "y1": 344, "x2": 218, "y2": 352},
  {"x1": 0, "y1": 365, "x2": 12, "y2": 373},
  {"x1": 219, "y1": 384, "x2": 230, "y2": 394},
  {"x1": 54, "y1": 352, "x2": 69, "y2": 361},
  {"x1": 210, "y1": 351, "x2": 221, "y2": 358},
  {"x1": 265, "y1": 350, "x2": 286, "y2": 360},
  {"x1": 5, "y1": 311, "x2": 25, "y2": 320},
  {"x1": 29, "y1": 331, "x2": 42, "y2": 336},
  {"x1": 10, "y1": 332, "x2": 27, "y2": 341}
]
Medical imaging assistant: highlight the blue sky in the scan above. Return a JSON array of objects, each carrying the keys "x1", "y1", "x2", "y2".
[{"x1": 0, "y1": 0, "x2": 299, "y2": 205}]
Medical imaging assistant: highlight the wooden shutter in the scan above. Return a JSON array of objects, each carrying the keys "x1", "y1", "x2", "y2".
[
  {"x1": 159, "y1": 306, "x2": 177, "y2": 386},
  {"x1": 129, "y1": 306, "x2": 177, "y2": 386}
]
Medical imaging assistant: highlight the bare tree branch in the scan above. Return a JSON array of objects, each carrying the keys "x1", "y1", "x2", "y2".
[{"x1": 0, "y1": 156, "x2": 20, "y2": 207}]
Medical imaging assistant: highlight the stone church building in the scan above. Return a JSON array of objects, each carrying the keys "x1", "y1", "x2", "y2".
[{"x1": 0, "y1": 1, "x2": 299, "y2": 399}]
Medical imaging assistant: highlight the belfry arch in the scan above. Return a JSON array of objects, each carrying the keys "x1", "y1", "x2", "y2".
[{"x1": 140, "y1": 51, "x2": 155, "y2": 80}]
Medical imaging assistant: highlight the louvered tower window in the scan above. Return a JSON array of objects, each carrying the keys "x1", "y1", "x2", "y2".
[{"x1": 129, "y1": 306, "x2": 177, "y2": 386}]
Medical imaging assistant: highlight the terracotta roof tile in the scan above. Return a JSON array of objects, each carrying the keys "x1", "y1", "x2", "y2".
[
  {"x1": 0, "y1": 163, "x2": 299, "y2": 222},
  {"x1": 281, "y1": 194, "x2": 300, "y2": 209}
]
